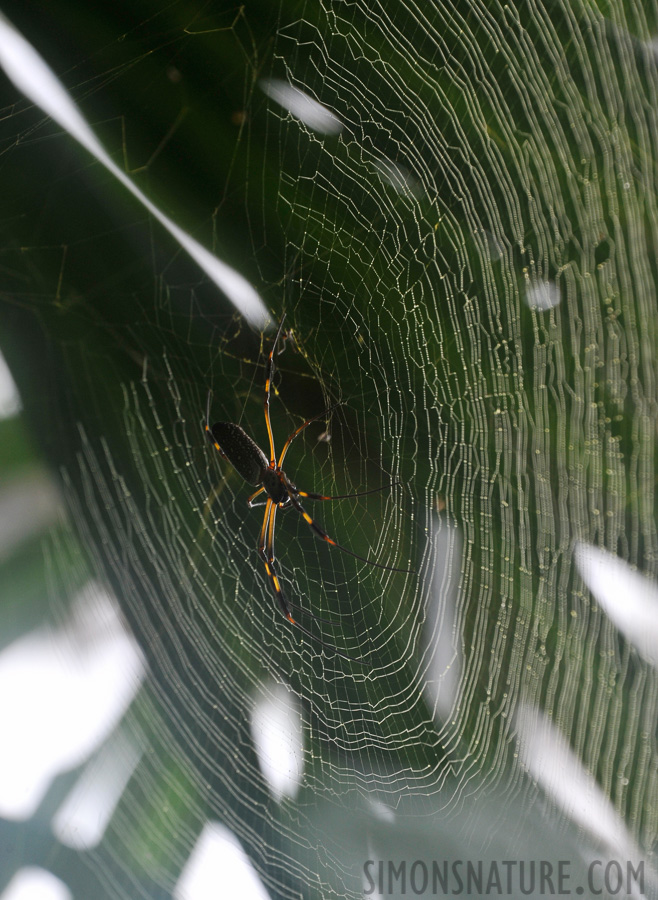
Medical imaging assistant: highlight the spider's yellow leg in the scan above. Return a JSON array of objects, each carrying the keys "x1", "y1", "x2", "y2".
[
  {"x1": 281, "y1": 475, "x2": 414, "y2": 574},
  {"x1": 258, "y1": 498, "x2": 295, "y2": 623},
  {"x1": 247, "y1": 486, "x2": 266, "y2": 508},
  {"x1": 256, "y1": 486, "x2": 371, "y2": 665},
  {"x1": 277, "y1": 402, "x2": 341, "y2": 469},
  {"x1": 296, "y1": 483, "x2": 400, "y2": 501},
  {"x1": 263, "y1": 316, "x2": 287, "y2": 467}
]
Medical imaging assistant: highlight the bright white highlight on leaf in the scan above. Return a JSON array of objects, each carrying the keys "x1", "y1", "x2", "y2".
[
  {"x1": 52, "y1": 730, "x2": 142, "y2": 850},
  {"x1": 260, "y1": 79, "x2": 343, "y2": 135},
  {"x1": 373, "y1": 159, "x2": 419, "y2": 197},
  {"x1": 368, "y1": 799, "x2": 396, "y2": 823},
  {"x1": 250, "y1": 681, "x2": 303, "y2": 801},
  {"x1": 0, "y1": 351, "x2": 21, "y2": 419},
  {"x1": 0, "y1": 582, "x2": 145, "y2": 820},
  {"x1": 0, "y1": 471, "x2": 61, "y2": 561},
  {"x1": 517, "y1": 706, "x2": 636, "y2": 858},
  {"x1": 0, "y1": 14, "x2": 269, "y2": 328},
  {"x1": 422, "y1": 519, "x2": 462, "y2": 722},
  {"x1": 483, "y1": 230, "x2": 504, "y2": 261},
  {"x1": 575, "y1": 542, "x2": 658, "y2": 668},
  {"x1": 1, "y1": 868, "x2": 72, "y2": 900},
  {"x1": 526, "y1": 279, "x2": 560, "y2": 310},
  {"x1": 174, "y1": 822, "x2": 272, "y2": 900}
]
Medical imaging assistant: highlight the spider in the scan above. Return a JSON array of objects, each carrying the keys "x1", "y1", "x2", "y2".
[{"x1": 205, "y1": 316, "x2": 410, "y2": 663}]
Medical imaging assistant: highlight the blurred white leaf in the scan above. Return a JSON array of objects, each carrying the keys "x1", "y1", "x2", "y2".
[
  {"x1": 260, "y1": 79, "x2": 343, "y2": 134},
  {"x1": 0, "y1": 14, "x2": 269, "y2": 328},
  {"x1": 575, "y1": 543, "x2": 658, "y2": 668}
]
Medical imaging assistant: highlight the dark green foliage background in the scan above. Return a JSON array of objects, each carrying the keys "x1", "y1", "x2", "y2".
[{"x1": 1, "y1": 0, "x2": 657, "y2": 897}]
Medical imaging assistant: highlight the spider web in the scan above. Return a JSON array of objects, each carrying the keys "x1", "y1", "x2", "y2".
[{"x1": 1, "y1": 0, "x2": 658, "y2": 897}]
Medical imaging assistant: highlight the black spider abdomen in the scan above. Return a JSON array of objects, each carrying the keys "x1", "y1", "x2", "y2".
[{"x1": 210, "y1": 422, "x2": 268, "y2": 485}]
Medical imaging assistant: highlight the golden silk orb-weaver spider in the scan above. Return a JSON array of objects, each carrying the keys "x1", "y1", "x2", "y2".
[{"x1": 205, "y1": 316, "x2": 411, "y2": 663}]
